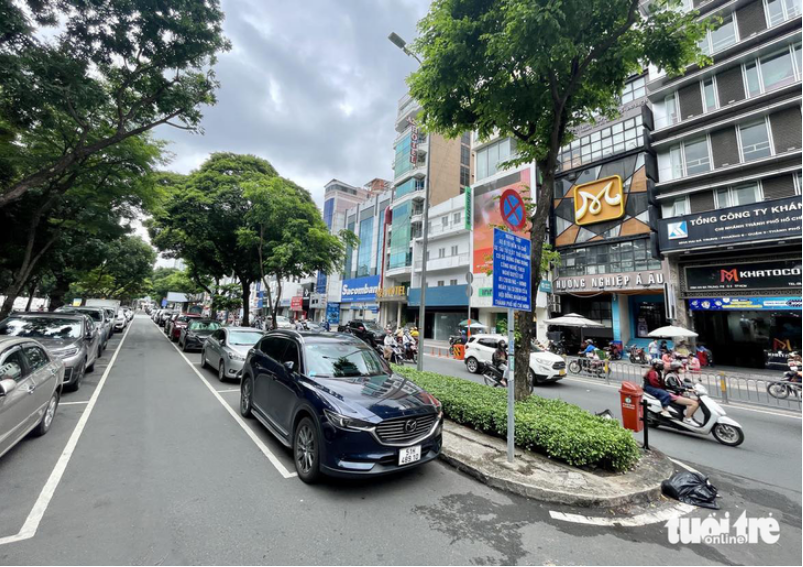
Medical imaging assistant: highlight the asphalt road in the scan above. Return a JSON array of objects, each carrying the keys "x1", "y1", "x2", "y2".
[{"x1": 0, "y1": 315, "x2": 799, "y2": 565}]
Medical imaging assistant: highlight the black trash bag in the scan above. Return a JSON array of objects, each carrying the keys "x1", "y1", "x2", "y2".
[{"x1": 661, "y1": 471, "x2": 719, "y2": 510}]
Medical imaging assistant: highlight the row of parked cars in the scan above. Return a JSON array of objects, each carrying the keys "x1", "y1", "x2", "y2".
[
  {"x1": 0, "y1": 305, "x2": 134, "y2": 459},
  {"x1": 149, "y1": 308, "x2": 444, "y2": 483}
]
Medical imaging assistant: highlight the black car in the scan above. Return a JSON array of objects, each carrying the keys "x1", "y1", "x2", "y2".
[
  {"x1": 345, "y1": 319, "x2": 385, "y2": 347},
  {"x1": 178, "y1": 319, "x2": 221, "y2": 352},
  {"x1": 239, "y1": 330, "x2": 442, "y2": 483}
]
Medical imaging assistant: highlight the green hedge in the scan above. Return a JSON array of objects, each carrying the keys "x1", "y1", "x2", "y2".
[{"x1": 394, "y1": 366, "x2": 641, "y2": 472}]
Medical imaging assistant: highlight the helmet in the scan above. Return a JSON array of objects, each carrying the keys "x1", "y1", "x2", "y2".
[
  {"x1": 651, "y1": 359, "x2": 663, "y2": 369},
  {"x1": 499, "y1": 340, "x2": 507, "y2": 349},
  {"x1": 670, "y1": 361, "x2": 683, "y2": 371}
]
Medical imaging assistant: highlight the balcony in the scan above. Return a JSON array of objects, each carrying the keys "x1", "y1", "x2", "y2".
[
  {"x1": 414, "y1": 219, "x2": 467, "y2": 241},
  {"x1": 415, "y1": 253, "x2": 470, "y2": 272}
]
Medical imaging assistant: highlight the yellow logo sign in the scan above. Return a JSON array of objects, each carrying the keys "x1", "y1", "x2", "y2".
[{"x1": 573, "y1": 175, "x2": 625, "y2": 225}]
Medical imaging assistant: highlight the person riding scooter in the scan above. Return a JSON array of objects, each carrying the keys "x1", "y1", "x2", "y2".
[
  {"x1": 493, "y1": 340, "x2": 508, "y2": 386},
  {"x1": 663, "y1": 361, "x2": 700, "y2": 425},
  {"x1": 643, "y1": 360, "x2": 673, "y2": 418}
]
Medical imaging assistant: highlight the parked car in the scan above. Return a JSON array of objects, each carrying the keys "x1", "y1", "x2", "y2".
[
  {"x1": 166, "y1": 314, "x2": 201, "y2": 342},
  {"x1": 345, "y1": 319, "x2": 385, "y2": 347},
  {"x1": 163, "y1": 313, "x2": 178, "y2": 335},
  {"x1": 113, "y1": 309, "x2": 127, "y2": 331},
  {"x1": 157, "y1": 310, "x2": 174, "y2": 327},
  {"x1": 56, "y1": 306, "x2": 110, "y2": 353},
  {"x1": 463, "y1": 333, "x2": 567, "y2": 385},
  {"x1": 239, "y1": 330, "x2": 442, "y2": 482},
  {"x1": 0, "y1": 336, "x2": 64, "y2": 459},
  {"x1": 0, "y1": 313, "x2": 99, "y2": 391},
  {"x1": 178, "y1": 319, "x2": 221, "y2": 352},
  {"x1": 202, "y1": 327, "x2": 264, "y2": 381},
  {"x1": 267, "y1": 315, "x2": 293, "y2": 329}
]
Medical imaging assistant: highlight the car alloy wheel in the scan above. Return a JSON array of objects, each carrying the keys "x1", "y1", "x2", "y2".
[
  {"x1": 294, "y1": 417, "x2": 320, "y2": 483},
  {"x1": 466, "y1": 357, "x2": 479, "y2": 373},
  {"x1": 218, "y1": 361, "x2": 226, "y2": 382},
  {"x1": 201, "y1": 349, "x2": 208, "y2": 369},
  {"x1": 240, "y1": 377, "x2": 253, "y2": 417},
  {"x1": 33, "y1": 391, "x2": 59, "y2": 437}
]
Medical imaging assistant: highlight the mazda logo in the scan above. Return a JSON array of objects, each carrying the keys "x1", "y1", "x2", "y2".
[{"x1": 404, "y1": 419, "x2": 418, "y2": 433}]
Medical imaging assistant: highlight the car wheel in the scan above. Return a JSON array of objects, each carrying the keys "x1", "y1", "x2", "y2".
[
  {"x1": 86, "y1": 357, "x2": 95, "y2": 373},
  {"x1": 528, "y1": 370, "x2": 538, "y2": 392},
  {"x1": 240, "y1": 376, "x2": 253, "y2": 417},
  {"x1": 465, "y1": 357, "x2": 479, "y2": 373},
  {"x1": 201, "y1": 349, "x2": 209, "y2": 369},
  {"x1": 218, "y1": 361, "x2": 226, "y2": 382},
  {"x1": 67, "y1": 361, "x2": 85, "y2": 392},
  {"x1": 32, "y1": 390, "x2": 59, "y2": 437},
  {"x1": 294, "y1": 417, "x2": 321, "y2": 484},
  {"x1": 181, "y1": 339, "x2": 187, "y2": 352}
]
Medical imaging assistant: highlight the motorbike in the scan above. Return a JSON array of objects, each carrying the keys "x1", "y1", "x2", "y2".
[
  {"x1": 605, "y1": 344, "x2": 623, "y2": 361},
  {"x1": 401, "y1": 340, "x2": 418, "y2": 364},
  {"x1": 568, "y1": 356, "x2": 610, "y2": 379},
  {"x1": 629, "y1": 346, "x2": 649, "y2": 365},
  {"x1": 766, "y1": 367, "x2": 802, "y2": 400},
  {"x1": 548, "y1": 339, "x2": 567, "y2": 356},
  {"x1": 374, "y1": 343, "x2": 403, "y2": 365},
  {"x1": 480, "y1": 361, "x2": 535, "y2": 393},
  {"x1": 643, "y1": 381, "x2": 745, "y2": 447}
]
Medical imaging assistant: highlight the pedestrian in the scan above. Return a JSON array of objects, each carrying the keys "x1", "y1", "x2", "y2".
[{"x1": 648, "y1": 338, "x2": 660, "y2": 361}]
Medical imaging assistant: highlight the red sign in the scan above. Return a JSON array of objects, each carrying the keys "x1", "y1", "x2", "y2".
[
  {"x1": 408, "y1": 116, "x2": 419, "y2": 165},
  {"x1": 290, "y1": 296, "x2": 303, "y2": 311},
  {"x1": 500, "y1": 188, "x2": 526, "y2": 231}
]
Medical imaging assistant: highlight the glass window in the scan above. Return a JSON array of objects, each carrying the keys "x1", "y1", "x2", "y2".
[
  {"x1": 227, "y1": 331, "x2": 264, "y2": 346},
  {"x1": 760, "y1": 49, "x2": 796, "y2": 91},
  {"x1": 684, "y1": 137, "x2": 711, "y2": 175},
  {"x1": 394, "y1": 132, "x2": 414, "y2": 178},
  {"x1": 357, "y1": 217, "x2": 374, "y2": 277},
  {"x1": 453, "y1": 212, "x2": 461, "y2": 224},
  {"x1": 739, "y1": 120, "x2": 772, "y2": 162},
  {"x1": 451, "y1": 245, "x2": 459, "y2": 255},
  {"x1": 733, "y1": 183, "x2": 761, "y2": 205},
  {"x1": 0, "y1": 348, "x2": 28, "y2": 382},
  {"x1": 702, "y1": 78, "x2": 717, "y2": 112},
  {"x1": 441, "y1": 216, "x2": 448, "y2": 228},
  {"x1": 710, "y1": 15, "x2": 737, "y2": 53},
  {"x1": 765, "y1": 0, "x2": 803, "y2": 26},
  {"x1": 744, "y1": 63, "x2": 761, "y2": 97},
  {"x1": 23, "y1": 346, "x2": 49, "y2": 371},
  {"x1": 389, "y1": 203, "x2": 412, "y2": 269},
  {"x1": 661, "y1": 196, "x2": 689, "y2": 218},
  {"x1": 450, "y1": 279, "x2": 458, "y2": 286},
  {"x1": 304, "y1": 342, "x2": 385, "y2": 378},
  {"x1": 0, "y1": 316, "x2": 82, "y2": 339}
]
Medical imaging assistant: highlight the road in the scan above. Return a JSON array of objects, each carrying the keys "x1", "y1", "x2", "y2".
[{"x1": 0, "y1": 316, "x2": 799, "y2": 565}]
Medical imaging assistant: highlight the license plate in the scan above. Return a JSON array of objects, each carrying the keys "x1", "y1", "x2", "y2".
[
  {"x1": 398, "y1": 445, "x2": 422, "y2": 466},
  {"x1": 559, "y1": 369, "x2": 566, "y2": 376}
]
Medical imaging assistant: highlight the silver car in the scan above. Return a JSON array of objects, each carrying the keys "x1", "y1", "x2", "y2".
[
  {"x1": 201, "y1": 327, "x2": 264, "y2": 381},
  {"x1": 0, "y1": 313, "x2": 99, "y2": 391},
  {"x1": 0, "y1": 336, "x2": 64, "y2": 459},
  {"x1": 57, "y1": 306, "x2": 111, "y2": 352}
]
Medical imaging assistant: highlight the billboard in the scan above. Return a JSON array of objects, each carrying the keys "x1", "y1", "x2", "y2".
[
  {"x1": 472, "y1": 168, "x2": 532, "y2": 274},
  {"x1": 340, "y1": 275, "x2": 380, "y2": 303},
  {"x1": 685, "y1": 260, "x2": 801, "y2": 292}
]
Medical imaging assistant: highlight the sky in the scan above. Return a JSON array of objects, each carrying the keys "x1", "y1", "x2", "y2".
[{"x1": 152, "y1": 0, "x2": 429, "y2": 206}]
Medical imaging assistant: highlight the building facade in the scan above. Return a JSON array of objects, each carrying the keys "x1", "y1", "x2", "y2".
[{"x1": 648, "y1": 0, "x2": 802, "y2": 368}]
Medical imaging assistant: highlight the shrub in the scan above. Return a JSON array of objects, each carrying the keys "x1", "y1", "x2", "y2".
[{"x1": 394, "y1": 366, "x2": 641, "y2": 472}]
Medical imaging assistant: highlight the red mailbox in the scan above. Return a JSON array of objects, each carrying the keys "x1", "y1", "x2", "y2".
[{"x1": 619, "y1": 381, "x2": 644, "y2": 432}]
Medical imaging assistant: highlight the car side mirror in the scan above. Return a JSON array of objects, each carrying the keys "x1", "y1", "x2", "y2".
[
  {"x1": 283, "y1": 360, "x2": 295, "y2": 372},
  {"x1": 0, "y1": 378, "x2": 18, "y2": 396},
  {"x1": 85, "y1": 332, "x2": 93, "y2": 341}
]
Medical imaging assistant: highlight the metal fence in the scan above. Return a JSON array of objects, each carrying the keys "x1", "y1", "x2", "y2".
[{"x1": 564, "y1": 356, "x2": 802, "y2": 412}]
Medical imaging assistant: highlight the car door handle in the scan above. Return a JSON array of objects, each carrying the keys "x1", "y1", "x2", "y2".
[{"x1": 25, "y1": 385, "x2": 35, "y2": 394}]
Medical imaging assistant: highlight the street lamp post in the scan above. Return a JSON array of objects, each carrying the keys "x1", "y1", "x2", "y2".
[{"x1": 389, "y1": 32, "x2": 429, "y2": 371}]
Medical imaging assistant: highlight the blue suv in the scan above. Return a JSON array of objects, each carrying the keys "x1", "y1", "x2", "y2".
[{"x1": 239, "y1": 330, "x2": 442, "y2": 483}]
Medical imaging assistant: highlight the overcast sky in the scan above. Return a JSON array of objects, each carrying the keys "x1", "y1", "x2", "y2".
[{"x1": 153, "y1": 0, "x2": 429, "y2": 206}]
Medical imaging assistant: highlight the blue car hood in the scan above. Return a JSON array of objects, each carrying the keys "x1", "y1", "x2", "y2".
[{"x1": 310, "y1": 372, "x2": 438, "y2": 421}]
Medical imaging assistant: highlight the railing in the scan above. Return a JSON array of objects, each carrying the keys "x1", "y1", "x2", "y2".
[
  {"x1": 564, "y1": 355, "x2": 802, "y2": 412},
  {"x1": 415, "y1": 253, "x2": 471, "y2": 271}
]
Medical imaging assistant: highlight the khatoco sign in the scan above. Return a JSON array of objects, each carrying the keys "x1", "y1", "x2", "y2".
[
  {"x1": 658, "y1": 196, "x2": 801, "y2": 252},
  {"x1": 686, "y1": 260, "x2": 801, "y2": 291}
]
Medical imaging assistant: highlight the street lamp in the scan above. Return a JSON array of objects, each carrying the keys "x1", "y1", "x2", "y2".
[{"x1": 389, "y1": 32, "x2": 429, "y2": 371}]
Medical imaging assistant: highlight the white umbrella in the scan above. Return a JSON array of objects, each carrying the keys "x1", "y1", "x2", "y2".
[
  {"x1": 459, "y1": 320, "x2": 488, "y2": 329},
  {"x1": 543, "y1": 313, "x2": 605, "y2": 328},
  {"x1": 647, "y1": 325, "x2": 698, "y2": 338}
]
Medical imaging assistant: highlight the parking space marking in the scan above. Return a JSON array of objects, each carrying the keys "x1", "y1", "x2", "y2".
[
  {"x1": 216, "y1": 388, "x2": 240, "y2": 393},
  {"x1": 58, "y1": 401, "x2": 90, "y2": 406},
  {"x1": 154, "y1": 321, "x2": 297, "y2": 479},
  {"x1": 0, "y1": 321, "x2": 134, "y2": 547}
]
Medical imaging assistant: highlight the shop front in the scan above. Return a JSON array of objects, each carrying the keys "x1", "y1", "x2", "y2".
[
  {"x1": 340, "y1": 275, "x2": 380, "y2": 324},
  {"x1": 408, "y1": 284, "x2": 469, "y2": 341},
  {"x1": 376, "y1": 283, "x2": 408, "y2": 328},
  {"x1": 681, "y1": 257, "x2": 802, "y2": 369}
]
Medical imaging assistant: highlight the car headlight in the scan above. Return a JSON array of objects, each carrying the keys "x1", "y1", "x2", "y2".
[
  {"x1": 324, "y1": 409, "x2": 375, "y2": 431},
  {"x1": 54, "y1": 348, "x2": 79, "y2": 359},
  {"x1": 228, "y1": 351, "x2": 246, "y2": 361}
]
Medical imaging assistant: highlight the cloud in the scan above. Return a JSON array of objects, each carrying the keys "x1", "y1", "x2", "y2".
[{"x1": 154, "y1": 0, "x2": 429, "y2": 205}]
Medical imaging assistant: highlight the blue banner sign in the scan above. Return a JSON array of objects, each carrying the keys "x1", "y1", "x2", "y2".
[
  {"x1": 341, "y1": 275, "x2": 380, "y2": 303},
  {"x1": 326, "y1": 303, "x2": 340, "y2": 324},
  {"x1": 492, "y1": 228, "x2": 532, "y2": 311},
  {"x1": 688, "y1": 297, "x2": 802, "y2": 311}
]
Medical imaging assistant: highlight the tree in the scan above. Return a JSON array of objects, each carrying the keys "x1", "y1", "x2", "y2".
[
  {"x1": 69, "y1": 236, "x2": 155, "y2": 301},
  {"x1": 238, "y1": 176, "x2": 358, "y2": 329},
  {"x1": 0, "y1": 0, "x2": 230, "y2": 207},
  {"x1": 408, "y1": 0, "x2": 709, "y2": 400},
  {"x1": 149, "y1": 267, "x2": 205, "y2": 306},
  {"x1": 149, "y1": 153, "x2": 278, "y2": 326}
]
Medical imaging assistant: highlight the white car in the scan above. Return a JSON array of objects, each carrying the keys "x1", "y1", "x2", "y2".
[
  {"x1": 463, "y1": 333, "x2": 567, "y2": 385},
  {"x1": 114, "y1": 310, "x2": 127, "y2": 331}
]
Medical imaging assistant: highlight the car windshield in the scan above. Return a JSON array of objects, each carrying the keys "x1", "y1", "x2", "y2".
[
  {"x1": 305, "y1": 342, "x2": 387, "y2": 378},
  {"x1": 227, "y1": 331, "x2": 263, "y2": 346},
  {"x1": 189, "y1": 320, "x2": 220, "y2": 332},
  {"x1": 0, "y1": 317, "x2": 82, "y2": 339},
  {"x1": 362, "y1": 322, "x2": 381, "y2": 331},
  {"x1": 276, "y1": 316, "x2": 289, "y2": 323},
  {"x1": 66, "y1": 308, "x2": 102, "y2": 322}
]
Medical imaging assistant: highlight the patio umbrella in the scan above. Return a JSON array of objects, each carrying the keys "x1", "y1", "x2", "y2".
[
  {"x1": 459, "y1": 320, "x2": 488, "y2": 329},
  {"x1": 647, "y1": 325, "x2": 698, "y2": 338},
  {"x1": 543, "y1": 313, "x2": 605, "y2": 328}
]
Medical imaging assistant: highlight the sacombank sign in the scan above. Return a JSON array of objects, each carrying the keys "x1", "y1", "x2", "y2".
[{"x1": 341, "y1": 275, "x2": 380, "y2": 303}]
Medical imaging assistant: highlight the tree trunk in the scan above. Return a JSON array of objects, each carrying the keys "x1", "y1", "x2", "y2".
[
  {"x1": 240, "y1": 278, "x2": 251, "y2": 327},
  {"x1": 25, "y1": 278, "x2": 38, "y2": 311},
  {"x1": 48, "y1": 274, "x2": 71, "y2": 312}
]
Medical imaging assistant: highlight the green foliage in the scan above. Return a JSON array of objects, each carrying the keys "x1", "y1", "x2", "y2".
[
  {"x1": 149, "y1": 267, "x2": 204, "y2": 305},
  {"x1": 211, "y1": 283, "x2": 242, "y2": 312},
  {"x1": 393, "y1": 366, "x2": 641, "y2": 472},
  {"x1": 68, "y1": 236, "x2": 155, "y2": 300}
]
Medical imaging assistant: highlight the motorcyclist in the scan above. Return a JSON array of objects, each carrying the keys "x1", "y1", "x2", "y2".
[
  {"x1": 402, "y1": 329, "x2": 415, "y2": 358},
  {"x1": 383, "y1": 330, "x2": 396, "y2": 361},
  {"x1": 787, "y1": 352, "x2": 802, "y2": 383},
  {"x1": 492, "y1": 340, "x2": 508, "y2": 386},
  {"x1": 581, "y1": 339, "x2": 596, "y2": 357},
  {"x1": 662, "y1": 361, "x2": 700, "y2": 426},
  {"x1": 643, "y1": 360, "x2": 673, "y2": 418}
]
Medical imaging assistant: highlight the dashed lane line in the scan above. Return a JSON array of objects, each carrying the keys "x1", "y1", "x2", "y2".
[
  {"x1": 153, "y1": 320, "x2": 297, "y2": 479},
  {"x1": 0, "y1": 321, "x2": 134, "y2": 547}
]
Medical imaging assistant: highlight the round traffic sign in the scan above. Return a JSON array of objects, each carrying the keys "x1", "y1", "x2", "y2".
[{"x1": 500, "y1": 189, "x2": 526, "y2": 231}]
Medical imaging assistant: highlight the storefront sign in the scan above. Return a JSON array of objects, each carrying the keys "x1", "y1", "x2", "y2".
[
  {"x1": 539, "y1": 280, "x2": 552, "y2": 293},
  {"x1": 658, "y1": 196, "x2": 802, "y2": 252},
  {"x1": 686, "y1": 260, "x2": 801, "y2": 292},
  {"x1": 375, "y1": 285, "x2": 407, "y2": 302},
  {"x1": 408, "y1": 117, "x2": 419, "y2": 165},
  {"x1": 554, "y1": 269, "x2": 665, "y2": 293},
  {"x1": 341, "y1": 275, "x2": 380, "y2": 303},
  {"x1": 290, "y1": 296, "x2": 304, "y2": 311},
  {"x1": 309, "y1": 293, "x2": 325, "y2": 308},
  {"x1": 688, "y1": 297, "x2": 802, "y2": 311},
  {"x1": 326, "y1": 303, "x2": 340, "y2": 324},
  {"x1": 573, "y1": 175, "x2": 624, "y2": 225},
  {"x1": 478, "y1": 287, "x2": 493, "y2": 297},
  {"x1": 464, "y1": 186, "x2": 472, "y2": 230}
]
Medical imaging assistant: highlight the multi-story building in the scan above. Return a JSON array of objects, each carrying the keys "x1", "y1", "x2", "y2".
[
  {"x1": 377, "y1": 92, "x2": 473, "y2": 338},
  {"x1": 648, "y1": 0, "x2": 802, "y2": 368}
]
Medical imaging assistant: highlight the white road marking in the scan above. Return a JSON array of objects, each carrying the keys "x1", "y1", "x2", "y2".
[
  {"x1": 549, "y1": 502, "x2": 696, "y2": 527},
  {"x1": 155, "y1": 321, "x2": 297, "y2": 479},
  {"x1": 58, "y1": 401, "x2": 90, "y2": 406},
  {"x1": 0, "y1": 321, "x2": 134, "y2": 547},
  {"x1": 668, "y1": 457, "x2": 703, "y2": 476},
  {"x1": 216, "y1": 388, "x2": 240, "y2": 393}
]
